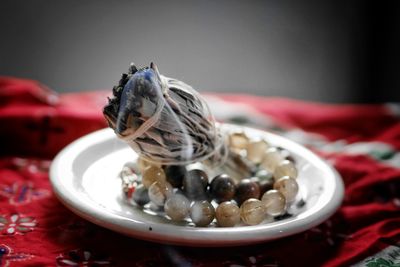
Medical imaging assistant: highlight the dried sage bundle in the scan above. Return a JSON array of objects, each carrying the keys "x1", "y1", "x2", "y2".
[{"x1": 103, "y1": 62, "x2": 227, "y2": 165}]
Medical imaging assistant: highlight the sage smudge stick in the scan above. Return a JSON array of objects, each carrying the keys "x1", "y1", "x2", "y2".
[{"x1": 103, "y1": 62, "x2": 228, "y2": 166}]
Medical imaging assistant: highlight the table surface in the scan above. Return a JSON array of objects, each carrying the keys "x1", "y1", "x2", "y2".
[{"x1": 1, "y1": 77, "x2": 400, "y2": 267}]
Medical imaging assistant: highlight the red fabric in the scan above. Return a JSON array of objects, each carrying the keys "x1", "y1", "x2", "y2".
[
  {"x1": 220, "y1": 94, "x2": 400, "y2": 146},
  {"x1": 1, "y1": 77, "x2": 400, "y2": 267}
]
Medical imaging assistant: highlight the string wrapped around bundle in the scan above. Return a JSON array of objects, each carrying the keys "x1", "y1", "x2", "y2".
[{"x1": 103, "y1": 62, "x2": 228, "y2": 166}]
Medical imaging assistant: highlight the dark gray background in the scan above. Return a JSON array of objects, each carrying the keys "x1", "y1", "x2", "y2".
[{"x1": 1, "y1": 0, "x2": 399, "y2": 103}]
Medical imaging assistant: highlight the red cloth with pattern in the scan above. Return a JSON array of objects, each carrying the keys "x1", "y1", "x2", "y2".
[{"x1": 0, "y1": 77, "x2": 399, "y2": 267}]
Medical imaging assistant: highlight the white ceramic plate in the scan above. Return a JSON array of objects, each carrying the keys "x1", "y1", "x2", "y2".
[{"x1": 50, "y1": 124, "x2": 344, "y2": 246}]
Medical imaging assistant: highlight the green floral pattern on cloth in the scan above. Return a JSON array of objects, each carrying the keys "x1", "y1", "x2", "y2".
[{"x1": 352, "y1": 244, "x2": 400, "y2": 267}]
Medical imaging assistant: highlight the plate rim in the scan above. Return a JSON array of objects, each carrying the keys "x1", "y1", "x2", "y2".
[{"x1": 50, "y1": 125, "x2": 344, "y2": 246}]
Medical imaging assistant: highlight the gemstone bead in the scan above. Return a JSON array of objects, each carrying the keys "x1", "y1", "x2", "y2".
[
  {"x1": 274, "y1": 176, "x2": 299, "y2": 202},
  {"x1": 184, "y1": 169, "x2": 208, "y2": 188},
  {"x1": 274, "y1": 160, "x2": 298, "y2": 180},
  {"x1": 250, "y1": 176, "x2": 273, "y2": 197},
  {"x1": 142, "y1": 166, "x2": 166, "y2": 188},
  {"x1": 261, "y1": 190, "x2": 286, "y2": 216},
  {"x1": 183, "y1": 169, "x2": 209, "y2": 200},
  {"x1": 210, "y1": 174, "x2": 236, "y2": 203},
  {"x1": 132, "y1": 184, "x2": 150, "y2": 206},
  {"x1": 246, "y1": 140, "x2": 269, "y2": 164},
  {"x1": 229, "y1": 132, "x2": 249, "y2": 152},
  {"x1": 240, "y1": 198, "x2": 265, "y2": 225},
  {"x1": 138, "y1": 157, "x2": 149, "y2": 172},
  {"x1": 235, "y1": 179, "x2": 260, "y2": 206},
  {"x1": 148, "y1": 181, "x2": 173, "y2": 206},
  {"x1": 138, "y1": 157, "x2": 160, "y2": 173},
  {"x1": 164, "y1": 194, "x2": 190, "y2": 221},
  {"x1": 260, "y1": 147, "x2": 284, "y2": 172},
  {"x1": 164, "y1": 165, "x2": 187, "y2": 188},
  {"x1": 215, "y1": 201, "x2": 240, "y2": 227},
  {"x1": 190, "y1": 200, "x2": 215, "y2": 226}
]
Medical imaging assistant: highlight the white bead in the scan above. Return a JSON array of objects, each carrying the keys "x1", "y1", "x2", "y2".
[
  {"x1": 274, "y1": 176, "x2": 299, "y2": 202},
  {"x1": 148, "y1": 181, "x2": 173, "y2": 206},
  {"x1": 229, "y1": 132, "x2": 249, "y2": 152},
  {"x1": 164, "y1": 194, "x2": 190, "y2": 221},
  {"x1": 261, "y1": 190, "x2": 286, "y2": 216},
  {"x1": 274, "y1": 160, "x2": 298, "y2": 180},
  {"x1": 260, "y1": 147, "x2": 284, "y2": 172},
  {"x1": 246, "y1": 140, "x2": 269, "y2": 164}
]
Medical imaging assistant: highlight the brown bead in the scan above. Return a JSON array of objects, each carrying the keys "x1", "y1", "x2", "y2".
[
  {"x1": 235, "y1": 179, "x2": 260, "y2": 206},
  {"x1": 250, "y1": 176, "x2": 273, "y2": 197},
  {"x1": 210, "y1": 174, "x2": 236, "y2": 203},
  {"x1": 183, "y1": 169, "x2": 209, "y2": 200},
  {"x1": 255, "y1": 170, "x2": 274, "y2": 193},
  {"x1": 184, "y1": 169, "x2": 208, "y2": 187},
  {"x1": 142, "y1": 166, "x2": 166, "y2": 188},
  {"x1": 274, "y1": 176, "x2": 299, "y2": 202},
  {"x1": 215, "y1": 201, "x2": 240, "y2": 227},
  {"x1": 190, "y1": 200, "x2": 215, "y2": 226},
  {"x1": 240, "y1": 198, "x2": 265, "y2": 225},
  {"x1": 164, "y1": 165, "x2": 187, "y2": 188}
]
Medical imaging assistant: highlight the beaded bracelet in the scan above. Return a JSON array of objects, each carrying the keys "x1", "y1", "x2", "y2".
[{"x1": 120, "y1": 131, "x2": 300, "y2": 227}]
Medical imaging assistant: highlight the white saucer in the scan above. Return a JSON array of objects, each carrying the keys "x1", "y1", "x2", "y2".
[{"x1": 49, "y1": 124, "x2": 344, "y2": 246}]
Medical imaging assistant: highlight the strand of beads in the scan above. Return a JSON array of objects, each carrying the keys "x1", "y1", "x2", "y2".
[{"x1": 120, "y1": 131, "x2": 300, "y2": 227}]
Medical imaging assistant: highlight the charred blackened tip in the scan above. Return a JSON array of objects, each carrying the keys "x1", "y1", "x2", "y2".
[
  {"x1": 129, "y1": 63, "x2": 138, "y2": 74},
  {"x1": 103, "y1": 112, "x2": 116, "y2": 129},
  {"x1": 103, "y1": 102, "x2": 118, "y2": 128},
  {"x1": 150, "y1": 62, "x2": 160, "y2": 76}
]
